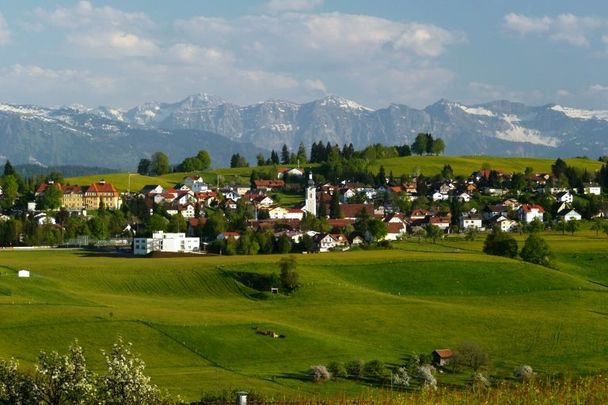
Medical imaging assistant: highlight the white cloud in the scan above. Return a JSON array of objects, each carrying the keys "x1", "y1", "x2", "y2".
[
  {"x1": 588, "y1": 84, "x2": 608, "y2": 93},
  {"x1": 504, "y1": 13, "x2": 551, "y2": 34},
  {"x1": 0, "y1": 13, "x2": 11, "y2": 45},
  {"x1": 504, "y1": 12, "x2": 606, "y2": 47},
  {"x1": 35, "y1": 1, "x2": 152, "y2": 31},
  {"x1": 172, "y1": 12, "x2": 463, "y2": 107},
  {"x1": 0, "y1": 64, "x2": 119, "y2": 105},
  {"x1": 67, "y1": 31, "x2": 159, "y2": 58},
  {"x1": 265, "y1": 0, "x2": 323, "y2": 13}
]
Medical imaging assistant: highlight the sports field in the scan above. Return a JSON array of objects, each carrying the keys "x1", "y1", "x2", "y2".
[{"x1": 1, "y1": 231, "x2": 607, "y2": 401}]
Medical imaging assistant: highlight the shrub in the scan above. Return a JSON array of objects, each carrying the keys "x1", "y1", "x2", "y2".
[
  {"x1": 326, "y1": 361, "x2": 347, "y2": 378},
  {"x1": 483, "y1": 229, "x2": 518, "y2": 258},
  {"x1": 467, "y1": 372, "x2": 490, "y2": 389},
  {"x1": 416, "y1": 364, "x2": 437, "y2": 388},
  {"x1": 391, "y1": 367, "x2": 410, "y2": 388},
  {"x1": 345, "y1": 360, "x2": 364, "y2": 379},
  {"x1": 452, "y1": 341, "x2": 490, "y2": 371},
  {"x1": 363, "y1": 360, "x2": 385, "y2": 379},
  {"x1": 520, "y1": 234, "x2": 552, "y2": 266},
  {"x1": 514, "y1": 365, "x2": 535, "y2": 381},
  {"x1": 35, "y1": 341, "x2": 96, "y2": 405},
  {"x1": 309, "y1": 365, "x2": 331, "y2": 383},
  {"x1": 0, "y1": 358, "x2": 36, "y2": 405},
  {"x1": 279, "y1": 256, "x2": 299, "y2": 292},
  {"x1": 98, "y1": 338, "x2": 163, "y2": 405}
]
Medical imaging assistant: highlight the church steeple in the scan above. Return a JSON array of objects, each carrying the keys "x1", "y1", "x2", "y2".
[{"x1": 304, "y1": 171, "x2": 317, "y2": 217}]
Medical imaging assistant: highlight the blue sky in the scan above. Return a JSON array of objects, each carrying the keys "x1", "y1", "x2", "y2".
[{"x1": 0, "y1": 0, "x2": 607, "y2": 110}]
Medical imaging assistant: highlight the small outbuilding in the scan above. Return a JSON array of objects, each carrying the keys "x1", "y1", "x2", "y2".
[
  {"x1": 432, "y1": 348, "x2": 453, "y2": 366},
  {"x1": 18, "y1": 270, "x2": 30, "y2": 278}
]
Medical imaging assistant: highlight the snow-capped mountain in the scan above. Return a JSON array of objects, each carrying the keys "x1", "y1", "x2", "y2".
[{"x1": 1, "y1": 93, "x2": 608, "y2": 169}]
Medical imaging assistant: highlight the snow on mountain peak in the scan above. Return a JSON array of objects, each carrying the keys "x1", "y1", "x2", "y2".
[
  {"x1": 457, "y1": 104, "x2": 495, "y2": 117},
  {"x1": 318, "y1": 95, "x2": 373, "y2": 111},
  {"x1": 551, "y1": 105, "x2": 608, "y2": 121}
]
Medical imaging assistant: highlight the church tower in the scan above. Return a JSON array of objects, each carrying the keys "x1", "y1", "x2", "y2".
[{"x1": 304, "y1": 171, "x2": 317, "y2": 217}]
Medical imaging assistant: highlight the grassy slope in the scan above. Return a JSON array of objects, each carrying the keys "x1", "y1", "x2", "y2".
[
  {"x1": 368, "y1": 156, "x2": 603, "y2": 177},
  {"x1": 1, "y1": 232, "x2": 608, "y2": 400},
  {"x1": 65, "y1": 156, "x2": 602, "y2": 192}
]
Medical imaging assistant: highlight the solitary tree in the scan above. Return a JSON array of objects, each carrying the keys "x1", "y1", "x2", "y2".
[
  {"x1": 520, "y1": 234, "x2": 552, "y2": 266},
  {"x1": 279, "y1": 255, "x2": 299, "y2": 292}
]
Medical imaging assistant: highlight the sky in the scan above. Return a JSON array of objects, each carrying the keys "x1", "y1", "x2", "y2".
[{"x1": 1, "y1": 0, "x2": 608, "y2": 110}]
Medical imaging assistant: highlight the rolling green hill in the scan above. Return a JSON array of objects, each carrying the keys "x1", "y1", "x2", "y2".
[
  {"x1": 65, "y1": 156, "x2": 603, "y2": 192},
  {"x1": 1, "y1": 232, "x2": 607, "y2": 401}
]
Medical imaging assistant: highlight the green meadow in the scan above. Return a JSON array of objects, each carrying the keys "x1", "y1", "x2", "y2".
[
  {"x1": 65, "y1": 156, "x2": 604, "y2": 192},
  {"x1": 1, "y1": 231, "x2": 607, "y2": 401}
]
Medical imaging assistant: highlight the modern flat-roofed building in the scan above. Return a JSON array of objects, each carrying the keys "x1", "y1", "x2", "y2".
[{"x1": 133, "y1": 231, "x2": 200, "y2": 255}]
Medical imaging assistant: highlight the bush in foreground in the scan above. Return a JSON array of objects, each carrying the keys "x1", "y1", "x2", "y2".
[{"x1": 309, "y1": 365, "x2": 331, "y2": 383}]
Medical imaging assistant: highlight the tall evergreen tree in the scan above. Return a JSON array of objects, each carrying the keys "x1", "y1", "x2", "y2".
[
  {"x1": 281, "y1": 144, "x2": 290, "y2": 164},
  {"x1": 3, "y1": 160, "x2": 15, "y2": 177},
  {"x1": 330, "y1": 191, "x2": 343, "y2": 219},
  {"x1": 296, "y1": 142, "x2": 307, "y2": 164},
  {"x1": 270, "y1": 150, "x2": 280, "y2": 165}
]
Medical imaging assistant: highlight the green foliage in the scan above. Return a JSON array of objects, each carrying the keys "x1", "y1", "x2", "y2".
[
  {"x1": 452, "y1": 341, "x2": 490, "y2": 372},
  {"x1": 150, "y1": 152, "x2": 171, "y2": 176},
  {"x1": 99, "y1": 338, "x2": 164, "y2": 405},
  {"x1": 278, "y1": 255, "x2": 299, "y2": 292},
  {"x1": 148, "y1": 213, "x2": 169, "y2": 233},
  {"x1": 39, "y1": 183, "x2": 63, "y2": 210},
  {"x1": 363, "y1": 359, "x2": 385, "y2": 379},
  {"x1": 0, "y1": 358, "x2": 35, "y2": 405},
  {"x1": 345, "y1": 360, "x2": 364, "y2": 379},
  {"x1": 424, "y1": 224, "x2": 443, "y2": 243},
  {"x1": 326, "y1": 361, "x2": 347, "y2": 378},
  {"x1": 35, "y1": 341, "x2": 96, "y2": 404},
  {"x1": 230, "y1": 153, "x2": 248, "y2": 168},
  {"x1": 483, "y1": 229, "x2": 518, "y2": 258},
  {"x1": 137, "y1": 158, "x2": 151, "y2": 175},
  {"x1": 520, "y1": 234, "x2": 552, "y2": 266}
]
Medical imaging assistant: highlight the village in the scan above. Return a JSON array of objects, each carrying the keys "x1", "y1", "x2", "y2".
[{"x1": 3, "y1": 156, "x2": 605, "y2": 255}]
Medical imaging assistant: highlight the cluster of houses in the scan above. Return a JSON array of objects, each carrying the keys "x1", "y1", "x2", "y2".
[{"x1": 26, "y1": 166, "x2": 604, "y2": 255}]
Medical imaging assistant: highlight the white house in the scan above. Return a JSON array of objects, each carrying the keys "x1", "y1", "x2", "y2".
[
  {"x1": 556, "y1": 191, "x2": 573, "y2": 204},
  {"x1": 18, "y1": 269, "x2": 30, "y2": 278},
  {"x1": 268, "y1": 206, "x2": 289, "y2": 219},
  {"x1": 584, "y1": 183, "x2": 602, "y2": 196},
  {"x1": 457, "y1": 192, "x2": 472, "y2": 202},
  {"x1": 183, "y1": 176, "x2": 209, "y2": 193},
  {"x1": 285, "y1": 208, "x2": 304, "y2": 220},
  {"x1": 133, "y1": 231, "x2": 200, "y2": 255},
  {"x1": 563, "y1": 209, "x2": 582, "y2": 222},
  {"x1": 492, "y1": 216, "x2": 518, "y2": 232},
  {"x1": 518, "y1": 204, "x2": 545, "y2": 223},
  {"x1": 460, "y1": 213, "x2": 483, "y2": 230},
  {"x1": 277, "y1": 167, "x2": 304, "y2": 179},
  {"x1": 432, "y1": 192, "x2": 449, "y2": 201}
]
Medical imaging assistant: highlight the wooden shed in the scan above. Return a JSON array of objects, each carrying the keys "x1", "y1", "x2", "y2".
[{"x1": 432, "y1": 349, "x2": 453, "y2": 366}]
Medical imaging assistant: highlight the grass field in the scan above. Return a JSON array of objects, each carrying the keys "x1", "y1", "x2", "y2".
[
  {"x1": 65, "y1": 156, "x2": 603, "y2": 192},
  {"x1": 1, "y1": 231, "x2": 608, "y2": 401},
  {"x1": 368, "y1": 156, "x2": 604, "y2": 177}
]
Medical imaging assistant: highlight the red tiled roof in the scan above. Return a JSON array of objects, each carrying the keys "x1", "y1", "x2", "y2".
[
  {"x1": 341, "y1": 203, "x2": 374, "y2": 219},
  {"x1": 254, "y1": 179, "x2": 285, "y2": 188},
  {"x1": 433, "y1": 349, "x2": 453, "y2": 359},
  {"x1": 521, "y1": 204, "x2": 545, "y2": 213}
]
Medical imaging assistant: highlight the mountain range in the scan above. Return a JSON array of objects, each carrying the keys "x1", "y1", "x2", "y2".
[{"x1": 1, "y1": 93, "x2": 608, "y2": 170}]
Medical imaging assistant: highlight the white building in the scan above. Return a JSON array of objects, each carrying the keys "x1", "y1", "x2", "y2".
[
  {"x1": 183, "y1": 176, "x2": 209, "y2": 193},
  {"x1": 303, "y1": 172, "x2": 316, "y2": 217},
  {"x1": 133, "y1": 232, "x2": 200, "y2": 255},
  {"x1": 563, "y1": 209, "x2": 582, "y2": 222},
  {"x1": 460, "y1": 213, "x2": 483, "y2": 230},
  {"x1": 518, "y1": 204, "x2": 545, "y2": 223},
  {"x1": 18, "y1": 269, "x2": 30, "y2": 278},
  {"x1": 584, "y1": 183, "x2": 602, "y2": 196}
]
